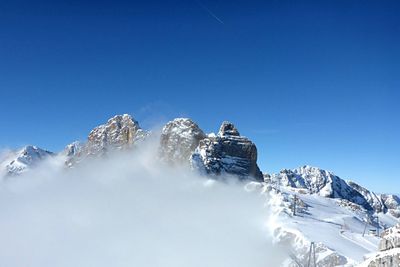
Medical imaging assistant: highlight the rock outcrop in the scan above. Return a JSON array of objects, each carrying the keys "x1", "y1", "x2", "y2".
[
  {"x1": 381, "y1": 194, "x2": 400, "y2": 218},
  {"x1": 379, "y1": 224, "x2": 400, "y2": 252},
  {"x1": 363, "y1": 224, "x2": 400, "y2": 267},
  {"x1": 62, "y1": 141, "x2": 85, "y2": 167},
  {"x1": 190, "y1": 121, "x2": 263, "y2": 181},
  {"x1": 348, "y1": 181, "x2": 400, "y2": 217},
  {"x1": 62, "y1": 114, "x2": 149, "y2": 166},
  {"x1": 347, "y1": 181, "x2": 386, "y2": 213},
  {"x1": 87, "y1": 114, "x2": 148, "y2": 155},
  {"x1": 159, "y1": 118, "x2": 206, "y2": 164}
]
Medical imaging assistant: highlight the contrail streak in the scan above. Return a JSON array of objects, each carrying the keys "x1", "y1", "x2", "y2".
[{"x1": 195, "y1": 0, "x2": 224, "y2": 24}]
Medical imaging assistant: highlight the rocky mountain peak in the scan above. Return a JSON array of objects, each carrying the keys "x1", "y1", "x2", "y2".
[
  {"x1": 271, "y1": 166, "x2": 372, "y2": 210},
  {"x1": 87, "y1": 114, "x2": 147, "y2": 154},
  {"x1": 218, "y1": 121, "x2": 240, "y2": 136},
  {"x1": 191, "y1": 121, "x2": 263, "y2": 181},
  {"x1": 3, "y1": 145, "x2": 54, "y2": 176},
  {"x1": 159, "y1": 118, "x2": 206, "y2": 163}
]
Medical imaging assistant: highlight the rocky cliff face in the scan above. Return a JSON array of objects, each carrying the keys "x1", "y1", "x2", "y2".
[
  {"x1": 63, "y1": 114, "x2": 149, "y2": 166},
  {"x1": 190, "y1": 121, "x2": 263, "y2": 181},
  {"x1": 159, "y1": 118, "x2": 206, "y2": 164},
  {"x1": 347, "y1": 181, "x2": 386, "y2": 213},
  {"x1": 87, "y1": 114, "x2": 148, "y2": 155},
  {"x1": 61, "y1": 115, "x2": 263, "y2": 182},
  {"x1": 347, "y1": 181, "x2": 400, "y2": 217},
  {"x1": 62, "y1": 141, "x2": 85, "y2": 167},
  {"x1": 381, "y1": 194, "x2": 400, "y2": 218},
  {"x1": 363, "y1": 224, "x2": 400, "y2": 267}
]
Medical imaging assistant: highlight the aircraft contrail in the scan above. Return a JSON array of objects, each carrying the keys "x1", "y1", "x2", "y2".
[{"x1": 195, "y1": 0, "x2": 224, "y2": 25}]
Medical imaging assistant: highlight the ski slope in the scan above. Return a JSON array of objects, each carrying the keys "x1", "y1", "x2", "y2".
[{"x1": 267, "y1": 187, "x2": 399, "y2": 266}]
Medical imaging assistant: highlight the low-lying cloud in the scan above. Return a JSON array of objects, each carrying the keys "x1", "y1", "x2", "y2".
[{"x1": 0, "y1": 142, "x2": 287, "y2": 267}]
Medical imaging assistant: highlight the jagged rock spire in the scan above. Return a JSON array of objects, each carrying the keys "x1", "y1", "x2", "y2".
[
  {"x1": 218, "y1": 121, "x2": 240, "y2": 136},
  {"x1": 191, "y1": 121, "x2": 263, "y2": 181}
]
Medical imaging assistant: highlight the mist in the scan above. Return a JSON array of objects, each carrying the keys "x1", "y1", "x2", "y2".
[{"x1": 0, "y1": 141, "x2": 287, "y2": 267}]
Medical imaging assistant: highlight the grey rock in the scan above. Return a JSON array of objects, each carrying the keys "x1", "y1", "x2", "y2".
[
  {"x1": 87, "y1": 114, "x2": 148, "y2": 155},
  {"x1": 191, "y1": 121, "x2": 263, "y2": 181},
  {"x1": 159, "y1": 118, "x2": 206, "y2": 164},
  {"x1": 62, "y1": 141, "x2": 85, "y2": 167},
  {"x1": 379, "y1": 224, "x2": 400, "y2": 252},
  {"x1": 218, "y1": 121, "x2": 240, "y2": 136},
  {"x1": 363, "y1": 224, "x2": 400, "y2": 267},
  {"x1": 347, "y1": 181, "x2": 386, "y2": 213},
  {"x1": 367, "y1": 253, "x2": 400, "y2": 267},
  {"x1": 348, "y1": 181, "x2": 400, "y2": 217}
]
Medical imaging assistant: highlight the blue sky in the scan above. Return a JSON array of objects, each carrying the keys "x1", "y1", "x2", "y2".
[{"x1": 0, "y1": 0, "x2": 399, "y2": 192}]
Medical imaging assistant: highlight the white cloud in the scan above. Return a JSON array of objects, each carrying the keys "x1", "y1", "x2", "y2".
[{"x1": 0, "y1": 142, "x2": 287, "y2": 267}]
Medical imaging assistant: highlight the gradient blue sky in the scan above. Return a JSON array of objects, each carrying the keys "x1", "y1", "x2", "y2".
[{"x1": 0, "y1": 0, "x2": 399, "y2": 192}]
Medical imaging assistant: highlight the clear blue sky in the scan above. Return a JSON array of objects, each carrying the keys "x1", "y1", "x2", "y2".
[{"x1": 0, "y1": 0, "x2": 399, "y2": 192}]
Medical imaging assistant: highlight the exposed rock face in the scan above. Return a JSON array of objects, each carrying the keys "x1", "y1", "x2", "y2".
[
  {"x1": 190, "y1": 121, "x2": 263, "y2": 181},
  {"x1": 348, "y1": 182, "x2": 400, "y2": 217},
  {"x1": 367, "y1": 251, "x2": 400, "y2": 267},
  {"x1": 159, "y1": 118, "x2": 206, "y2": 163},
  {"x1": 63, "y1": 114, "x2": 149, "y2": 167},
  {"x1": 218, "y1": 121, "x2": 240, "y2": 136},
  {"x1": 2, "y1": 146, "x2": 54, "y2": 176},
  {"x1": 62, "y1": 141, "x2": 85, "y2": 167},
  {"x1": 379, "y1": 224, "x2": 400, "y2": 252},
  {"x1": 63, "y1": 141, "x2": 84, "y2": 158},
  {"x1": 87, "y1": 114, "x2": 148, "y2": 155},
  {"x1": 381, "y1": 194, "x2": 400, "y2": 218},
  {"x1": 270, "y1": 166, "x2": 371, "y2": 210},
  {"x1": 365, "y1": 224, "x2": 400, "y2": 267},
  {"x1": 347, "y1": 181, "x2": 386, "y2": 212}
]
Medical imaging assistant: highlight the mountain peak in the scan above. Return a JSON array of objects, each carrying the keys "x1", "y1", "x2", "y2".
[
  {"x1": 218, "y1": 121, "x2": 240, "y2": 136},
  {"x1": 87, "y1": 114, "x2": 147, "y2": 154},
  {"x1": 160, "y1": 118, "x2": 206, "y2": 163},
  {"x1": 2, "y1": 145, "x2": 54, "y2": 176}
]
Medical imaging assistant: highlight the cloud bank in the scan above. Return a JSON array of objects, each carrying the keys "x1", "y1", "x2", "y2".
[{"x1": 0, "y1": 143, "x2": 287, "y2": 267}]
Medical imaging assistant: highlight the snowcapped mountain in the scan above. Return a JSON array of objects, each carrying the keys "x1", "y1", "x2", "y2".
[
  {"x1": 2, "y1": 115, "x2": 263, "y2": 182},
  {"x1": 0, "y1": 145, "x2": 54, "y2": 176},
  {"x1": 87, "y1": 114, "x2": 148, "y2": 155},
  {"x1": 267, "y1": 165, "x2": 400, "y2": 218},
  {"x1": 1, "y1": 114, "x2": 398, "y2": 266},
  {"x1": 260, "y1": 166, "x2": 400, "y2": 266}
]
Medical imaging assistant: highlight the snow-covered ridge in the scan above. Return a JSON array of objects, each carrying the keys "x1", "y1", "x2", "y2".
[
  {"x1": 256, "y1": 175, "x2": 399, "y2": 266},
  {"x1": 267, "y1": 165, "x2": 400, "y2": 217},
  {"x1": 0, "y1": 145, "x2": 54, "y2": 176}
]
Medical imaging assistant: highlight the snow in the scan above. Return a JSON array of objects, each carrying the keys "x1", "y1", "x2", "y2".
[
  {"x1": 359, "y1": 248, "x2": 400, "y2": 266},
  {"x1": 1, "y1": 146, "x2": 54, "y2": 176},
  {"x1": 264, "y1": 185, "x2": 399, "y2": 266}
]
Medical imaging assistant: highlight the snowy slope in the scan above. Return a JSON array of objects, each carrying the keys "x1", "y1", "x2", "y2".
[
  {"x1": 0, "y1": 146, "x2": 54, "y2": 176},
  {"x1": 256, "y1": 183, "x2": 399, "y2": 266}
]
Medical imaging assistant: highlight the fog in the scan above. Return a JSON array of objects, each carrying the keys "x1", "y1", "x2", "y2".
[{"x1": 0, "y1": 142, "x2": 287, "y2": 267}]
